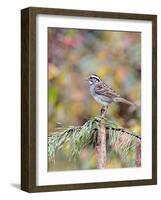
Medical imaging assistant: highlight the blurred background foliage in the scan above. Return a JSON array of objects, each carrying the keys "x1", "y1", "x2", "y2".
[{"x1": 48, "y1": 28, "x2": 141, "y2": 171}]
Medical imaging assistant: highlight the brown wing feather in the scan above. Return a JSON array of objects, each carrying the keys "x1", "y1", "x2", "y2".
[{"x1": 95, "y1": 81, "x2": 120, "y2": 98}]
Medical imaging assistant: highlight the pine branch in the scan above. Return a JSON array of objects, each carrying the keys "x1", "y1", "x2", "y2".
[
  {"x1": 96, "y1": 106, "x2": 107, "y2": 169},
  {"x1": 106, "y1": 127, "x2": 141, "y2": 140},
  {"x1": 48, "y1": 117, "x2": 141, "y2": 167}
]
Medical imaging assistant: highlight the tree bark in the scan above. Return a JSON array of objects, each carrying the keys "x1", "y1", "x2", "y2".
[
  {"x1": 135, "y1": 139, "x2": 141, "y2": 167},
  {"x1": 96, "y1": 106, "x2": 107, "y2": 169}
]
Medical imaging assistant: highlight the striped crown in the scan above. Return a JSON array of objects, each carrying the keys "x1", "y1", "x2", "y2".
[{"x1": 88, "y1": 74, "x2": 101, "y2": 82}]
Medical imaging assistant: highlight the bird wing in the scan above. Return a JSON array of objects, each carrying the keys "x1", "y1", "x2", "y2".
[{"x1": 95, "y1": 81, "x2": 120, "y2": 99}]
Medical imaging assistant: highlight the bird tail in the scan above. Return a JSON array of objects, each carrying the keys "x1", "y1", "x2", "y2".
[{"x1": 114, "y1": 97, "x2": 134, "y2": 105}]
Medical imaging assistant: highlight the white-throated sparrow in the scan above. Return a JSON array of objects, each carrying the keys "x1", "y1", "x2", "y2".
[{"x1": 88, "y1": 74, "x2": 134, "y2": 107}]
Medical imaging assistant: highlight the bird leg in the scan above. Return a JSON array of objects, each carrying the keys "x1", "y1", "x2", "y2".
[{"x1": 100, "y1": 106, "x2": 107, "y2": 118}]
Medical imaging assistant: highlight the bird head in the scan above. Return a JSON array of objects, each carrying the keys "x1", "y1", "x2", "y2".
[{"x1": 87, "y1": 74, "x2": 101, "y2": 86}]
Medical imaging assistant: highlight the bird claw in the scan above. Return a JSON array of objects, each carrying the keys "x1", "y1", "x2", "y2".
[{"x1": 100, "y1": 106, "x2": 108, "y2": 118}]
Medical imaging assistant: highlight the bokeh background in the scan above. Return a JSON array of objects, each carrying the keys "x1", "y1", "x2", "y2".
[{"x1": 48, "y1": 28, "x2": 141, "y2": 171}]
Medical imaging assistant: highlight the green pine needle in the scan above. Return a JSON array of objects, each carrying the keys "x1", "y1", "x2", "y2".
[{"x1": 48, "y1": 117, "x2": 141, "y2": 166}]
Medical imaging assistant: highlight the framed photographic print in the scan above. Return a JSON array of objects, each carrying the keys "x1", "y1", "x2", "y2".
[{"x1": 21, "y1": 7, "x2": 157, "y2": 192}]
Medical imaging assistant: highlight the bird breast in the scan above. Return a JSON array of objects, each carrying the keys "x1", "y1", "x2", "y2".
[{"x1": 89, "y1": 85, "x2": 109, "y2": 106}]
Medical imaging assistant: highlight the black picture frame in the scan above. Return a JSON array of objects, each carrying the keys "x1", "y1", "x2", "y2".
[{"x1": 21, "y1": 7, "x2": 157, "y2": 192}]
